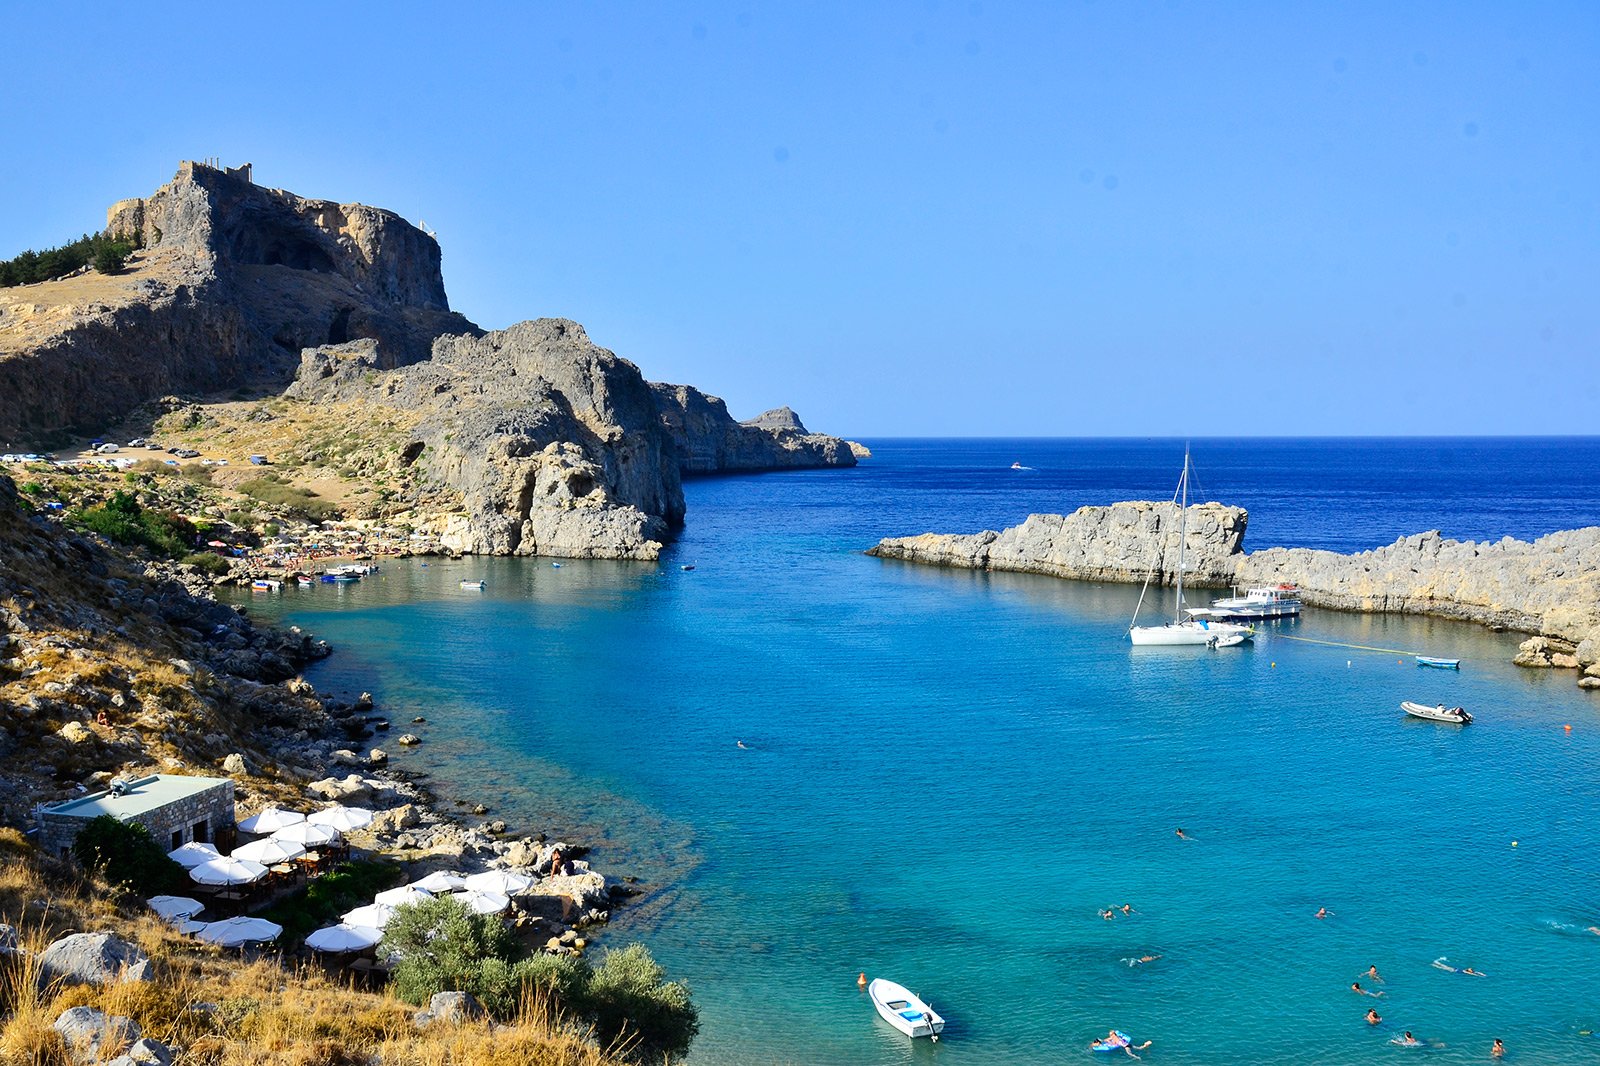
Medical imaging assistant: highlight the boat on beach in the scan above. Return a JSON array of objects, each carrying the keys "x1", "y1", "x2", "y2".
[
  {"x1": 867, "y1": 978, "x2": 944, "y2": 1040},
  {"x1": 1416, "y1": 655, "x2": 1461, "y2": 669},
  {"x1": 1129, "y1": 449, "x2": 1254, "y2": 647},
  {"x1": 1402, "y1": 701, "x2": 1471, "y2": 724}
]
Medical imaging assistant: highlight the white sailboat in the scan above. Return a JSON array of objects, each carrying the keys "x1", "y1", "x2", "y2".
[{"x1": 1128, "y1": 449, "x2": 1255, "y2": 647}]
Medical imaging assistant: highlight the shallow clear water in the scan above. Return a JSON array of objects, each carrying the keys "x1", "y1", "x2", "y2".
[{"x1": 233, "y1": 438, "x2": 1600, "y2": 1065}]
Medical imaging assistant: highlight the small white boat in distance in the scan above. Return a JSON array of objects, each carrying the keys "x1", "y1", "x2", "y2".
[
  {"x1": 1402, "y1": 701, "x2": 1472, "y2": 724},
  {"x1": 459, "y1": 580, "x2": 486, "y2": 590},
  {"x1": 868, "y1": 978, "x2": 944, "y2": 1040},
  {"x1": 1416, "y1": 655, "x2": 1461, "y2": 670}
]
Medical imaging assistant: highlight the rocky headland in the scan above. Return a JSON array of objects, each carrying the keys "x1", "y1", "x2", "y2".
[
  {"x1": 869, "y1": 507, "x2": 1600, "y2": 686},
  {"x1": 2, "y1": 161, "x2": 861, "y2": 560}
]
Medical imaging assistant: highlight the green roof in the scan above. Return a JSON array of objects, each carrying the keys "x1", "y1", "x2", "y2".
[{"x1": 44, "y1": 774, "x2": 230, "y2": 821}]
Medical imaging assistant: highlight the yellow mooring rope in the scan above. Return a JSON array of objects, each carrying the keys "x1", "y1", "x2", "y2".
[{"x1": 1273, "y1": 634, "x2": 1422, "y2": 656}]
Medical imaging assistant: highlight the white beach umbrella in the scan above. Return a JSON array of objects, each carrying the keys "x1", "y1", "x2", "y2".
[
  {"x1": 307, "y1": 806, "x2": 375, "y2": 832},
  {"x1": 174, "y1": 919, "x2": 207, "y2": 936},
  {"x1": 271, "y1": 822, "x2": 340, "y2": 848},
  {"x1": 146, "y1": 895, "x2": 205, "y2": 920},
  {"x1": 237, "y1": 807, "x2": 306, "y2": 834},
  {"x1": 449, "y1": 888, "x2": 510, "y2": 915},
  {"x1": 464, "y1": 870, "x2": 533, "y2": 895},
  {"x1": 341, "y1": 903, "x2": 397, "y2": 929},
  {"x1": 231, "y1": 838, "x2": 306, "y2": 864},
  {"x1": 196, "y1": 916, "x2": 282, "y2": 947},
  {"x1": 374, "y1": 885, "x2": 433, "y2": 907},
  {"x1": 409, "y1": 871, "x2": 467, "y2": 894},
  {"x1": 167, "y1": 842, "x2": 221, "y2": 868},
  {"x1": 189, "y1": 856, "x2": 269, "y2": 886},
  {"x1": 305, "y1": 923, "x2": 384, "y2": 953}
]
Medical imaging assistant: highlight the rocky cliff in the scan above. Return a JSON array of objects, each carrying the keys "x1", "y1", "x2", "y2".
[
  {"x1": 868, "y1": 502, "x2": 1246, "y2": 586},
  {"x1": 288, "y1": 320, "x2": 859, "y2": 559},
  {"x1": 0, "y1": 161, "x2": 473, "y2": 444},
  {"x1": 869, "y1": 512, "x2": 1600, "y2": 683}
]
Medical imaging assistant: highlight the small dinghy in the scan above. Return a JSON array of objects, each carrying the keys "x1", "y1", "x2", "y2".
[
  {"x1": 868, "y1": 978, "x2": 943, "y2": 1040},
  {"x1": 459, "y1": 580, "x2": 486, "y2": 590},
  {"x1": 1416, "y1": 656, "x2": 1461, "y2": 670},
  {"x1": 1207, "y1": 633, "x2": 1247, "y2": 649},
  {"x1": 1402, "y1": 701, "x2": 1471, "y2": 724}
]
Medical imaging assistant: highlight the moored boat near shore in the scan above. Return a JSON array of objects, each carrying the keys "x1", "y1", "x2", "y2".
[
  {"x1": 867, "y1": 978, "x2": 944, "y2": 1039},
  {"x1": 1402, "y1": 701, "x2": 1472, "y2": 724},
  {"x1": 1416, "y1": 655, "x2": 1461, "y2": 669},
  {"x1": 1197, "y1": 583, "x2": 1302, "y2": 620}
]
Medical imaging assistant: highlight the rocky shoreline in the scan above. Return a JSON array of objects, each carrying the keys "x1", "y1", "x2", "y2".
[{"x1": 868, "y1": 504, "x2": 1600, "y2": 687}]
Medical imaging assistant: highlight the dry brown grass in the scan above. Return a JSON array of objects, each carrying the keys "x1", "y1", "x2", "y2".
[{"x1": 0, "y1": 833, "x2": 631, "y2": 1066}]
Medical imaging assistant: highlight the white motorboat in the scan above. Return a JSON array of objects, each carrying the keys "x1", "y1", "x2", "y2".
[
  {"x1": 1196, "y1": 583, "x2": 1302, "y2": 620},
  {"x1": 460, "y1": 579, "x2": 486, "y2": 590},
  {"x1": 868, "y1": 978, "x2": 944, "y2": 1040},
  {"x1": 1402, "y1": 701, "x2": 1471, "y2": 724},
  {"x1": 1128, "y1": 449, "x2": 1254, "y2": 647}
]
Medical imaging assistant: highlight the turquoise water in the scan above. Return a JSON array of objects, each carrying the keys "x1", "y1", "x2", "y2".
[{"x1": 231, "y1": 440, "x2": 1600, "y2": 1065}]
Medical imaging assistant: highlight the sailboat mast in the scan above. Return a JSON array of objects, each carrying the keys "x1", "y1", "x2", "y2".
[{"x1": 1173, "y1": 448, "x2": 1189, "y2": 623}]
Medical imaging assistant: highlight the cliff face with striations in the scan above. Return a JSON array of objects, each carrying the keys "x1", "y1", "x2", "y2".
[
  {"x1": 0, "y1": 161, "x2": 474, "y2": 445},
  {"x1": 869, "y1": 513, "x2": 1600, "y2": 682},
  {"x1": 289, "y1": 321, "x2": 859, "y2": 559}
]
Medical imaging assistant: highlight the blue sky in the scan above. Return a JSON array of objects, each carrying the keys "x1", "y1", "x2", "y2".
[{"x1": 3, "y1": 2, "x2": 1596, "y2": 436}]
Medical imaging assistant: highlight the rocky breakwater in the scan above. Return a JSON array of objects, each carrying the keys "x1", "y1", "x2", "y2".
[
  {"x1": 0, "y1": 160, "x2": 474, "y2": 444},
  {"x1": 1237, "y1": 528, "x2": 1600, "y2": 687},
  {"x1": 869, "y1": 503, "x2": 1600, "y2": 687},
  {"x1": 289, "y1": 319, "x2": 859, "y2": 559},
  {"x1": 867, "y1": 501, "x2": 1247, "y2": 586}
]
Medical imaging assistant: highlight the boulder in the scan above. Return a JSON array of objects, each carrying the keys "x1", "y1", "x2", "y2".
[
  {"x1": 428, "y1": 991, "x2": 484, "y2": 1024},
  {"x1": 1579, "y1": 676, "x2": 1600, "y2": 690},
  {"x1": 0, "y1": 922, "x2": 17, "y2": 955},
  {"x1": 307, "y1": 774, "x2": 373, "y2": 803},
  {"x1": 57, "y1": 721, "x2": 93, "y2": 744},
  {"x1": 107, "y1": 1038, "x2": 174, "y2": 1066},
  {"x1": 222, "y1": 752, "x2": 247, "y2": 775},
  {"x1": 52, "y1": 1006, "x2": 140, "y2": 1063},
  {"x1": 502, "y1": 839, "x2": 541, "y2": 868},
  {"x1": 370, "y1": 804, "x2": 420, "y2": 832},
  {"x1": 368, "y1": 747, "x2": 388, "y2": 765},
  {"x1": 38, "y1": 932, "x2": 152, "y2": 987},
  {"x1": 397, "y1": 733, "x2": 421, "y2": 746}
]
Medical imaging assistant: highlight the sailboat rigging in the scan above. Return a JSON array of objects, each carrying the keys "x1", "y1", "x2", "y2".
[{"x1": 1128, "y1": 449, "x2": 1255, "y2": 647}]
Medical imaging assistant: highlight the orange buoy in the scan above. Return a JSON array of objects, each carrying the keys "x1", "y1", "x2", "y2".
[
  {"x1": 1565, "y1": 724, "x2": 1572, "y2": 732},
  {"x1": 857, "y1": 972, "x2": 867, "y2": 987}
]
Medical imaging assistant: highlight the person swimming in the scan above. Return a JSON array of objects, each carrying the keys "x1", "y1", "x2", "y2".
[
  {"x1": 1390, "y1": 1031, "x2": 1424, "y2": 1047},
  {"x1": 1366, "y1": 1008, "x2": 1382, "y2": 1025},
  {"x1": 1351, "y1": 982, "x2": 1383, "y2": 997},
  {"x1": 1364, "y1": 966, "x2": 1384, "y2": 982},
  {"x1": 1120, "y1": 904, "x2": 1135, "y2": 915},
  {"x1": 1433, "y1": 957, "x2": 1487, "y2": 976},
  {"x1": 1122, "y1": 954, "x2": 1162, "y2": 966},
  {"x1": 1100, "y1": 908, "x2": 1116, "y2": 920},
  {"x1": 1492, "y1": 1038, "x2": 1505, "y2": 1057},
  {"x1": 1316, "y1": 907, "x2": 1331, "y2": 920},
  {"x1": 736, "y1": 740, "x2": 748, "y2": 749}
]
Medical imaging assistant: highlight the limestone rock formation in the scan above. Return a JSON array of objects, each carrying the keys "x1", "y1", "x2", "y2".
[
  {"x1": 869, "y1": 508, "x2": 1600, "y2": 681},
  {"x1": 654, "y1": 385, "x2": 859, "y2": 473},
  {"x1": 0, "y1": 161, "x2": 474, "y2": 444},
  {"x1": 288, "y1": 320, "x2": 858, "y2": 559},
  {"x1": 37, "y1": 932, "x2": 152, "y2": 987},
  {"x1": 868, "y1": 502, "x2": 1247, "y2": 586},
  {"x1": 52, "y1": 1006, "x2": 140, "y2": 1064}
]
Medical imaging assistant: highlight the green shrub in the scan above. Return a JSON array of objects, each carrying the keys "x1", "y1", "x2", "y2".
[
  {"x1": 19, "y1": 482, "x2": 44, "y2": 496},
  {"x1": 0, "y1": 230, "x2": 142, "y2": 287},
  {"x1": 383, "y1": 896, "x2": 515, "y2": 1005},
  {"x1": 580, "y1": 944, "x2": 699, "y2": 1062},
  {"x1": 72, "y1": 490, "x2": 194, "y2": 558},
  {"x1": 71, "y1": 815, "x2": 186, "y2": 896},
  {"x1": 92, "y1": 242, "x2": 132, "y2": 275},
  {"x1": 238, "y1": 477, "x2": 338, "y2": 522},
  {"x1": 182, "y1": 553, "x2": 231, "y2": 576},
  {"x1": 257, "y1": 859, "x2": 400, "y2": 944}
]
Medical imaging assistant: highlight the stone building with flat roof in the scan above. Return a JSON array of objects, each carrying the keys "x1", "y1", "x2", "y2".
[{"x1": 36, "y1": 774, "x2": 235, "y2": 858}]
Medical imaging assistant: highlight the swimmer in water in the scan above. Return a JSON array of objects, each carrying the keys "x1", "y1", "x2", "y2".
[
  {"x1": 1492, "y1": 1038, "x2": 1505, "y2": 1057},
  {"x1": 1316, "y1": 907, "x2": 1330, "y2": 920},
  {"x1": 1100, "y1": 908, "x2": 1116, "y2": 921},
  {"x1": 1587, "y1": 926, "x2": 1600, "y2": 936},
  {"x1": 1364, "y1": 966, "x2": 1384, "y2": 982},
  {"x1": 1120, "y1": 904, "x2": 1135, "y2": 915},
  {"x1": 1122, "y1": 954, "x2": 1162, "y2": 966},
  {"x1": 1391, "y1": 1031, "x2": 1423, "y2": 1047},
  {"x1": 736, "y1": 740, "x2": 748, "y2": 749},
  {"x1": 1351, "y1": 982, "x2": 1383, "y2": 997},
  {"x1": 1175, "y1": 828, "x2": 1190, "y2": 840},
  {"x1": 1366, "y1": 1008, "x2": 1382, "y2": 1025}
]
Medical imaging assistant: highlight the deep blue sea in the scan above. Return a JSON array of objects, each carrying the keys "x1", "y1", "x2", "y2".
[{"x1": 231, "y1": 438, "x2": 1600, "y2": 1065}]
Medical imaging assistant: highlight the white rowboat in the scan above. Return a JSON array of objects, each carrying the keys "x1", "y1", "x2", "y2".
[
  {"x1": 1401, "y1": 701, "x2": 1471, "y2": 724},
  {"x1": 868, "y1": 978, "x2": 944, "y2": 1039}
]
